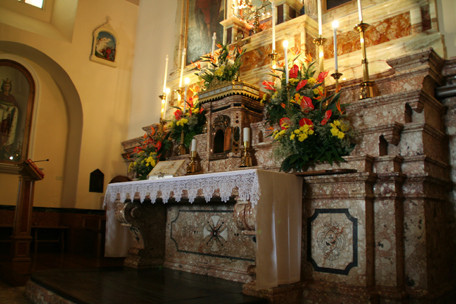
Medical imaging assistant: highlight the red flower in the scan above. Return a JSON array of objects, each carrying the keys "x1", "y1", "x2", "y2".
[
  {"x1": 289, "y1": 64, "x2": 299, "y2": 79},
  {"x1": 262, "y1": 80, "x2": 276, "y2": 91},
  {"x1": 317, "y1": 71, "x2": 329, "y2": 83},
  {"x1": 299, "y1": 118, "x2": 314, "y2": 128},
  {"x1": 300, "y1": 96, "x2": 314, "y2": 113},
  {"x1": 150, "y1": 127, "x2": 156, "y2": 136},
  {"x1": 133, "y1": 146, "x2": 143, "y2": 154},
  {"x1": 321, "y1": 110, "x2": 332, "y2": 125},
  {"x1": 280, "y1": 117, "x2": 292, "y2": 130},
  {"x1": 155, "y1": 141, "x2": 162, "y2": 151},
  {"x1": 174, "y1": 109, "x2": 183, "y2": 120},
  {"x1": 187, "y1": 97, "x2": 194, "y2": 108},
  {"x1": 200, "y1": 107, "x2": 204, "y2": 114},
  {"x1": 296, "y1": 80, "x2": 308, "y2": 91}
]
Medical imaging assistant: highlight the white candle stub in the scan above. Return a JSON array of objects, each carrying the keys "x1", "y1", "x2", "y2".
[
  {"x1": 243, "y1": 127, "x2": 250, "y2": 142},
  {"x1": 191, "y1": 139, "x2": 197, "y2": 152}
]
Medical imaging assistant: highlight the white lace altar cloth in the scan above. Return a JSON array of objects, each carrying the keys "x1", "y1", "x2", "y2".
[
  {"x1": 104, "y1": 169, "x2": 260, "y2": 206},
  {"x1": 104, "y1": 169, "x2": 302, "y2": 290}
]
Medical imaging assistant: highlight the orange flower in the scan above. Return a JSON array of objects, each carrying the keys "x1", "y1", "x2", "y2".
[
  {"x1": 336, "y1": 100, "x2": 344, "y2": 114},
  {"x1": 281, "y1": 103, "x2": 286, "y2": 109},
  {"x1": 191, "y1": 61, "x2": 201, "y2": 69},
  {"x1": 262, "y1": 80, "x2": 276, "y2": 91},
  {"x1": 336, "y1": 85, "x2": 341, "y2": 93},
  {"x1": 217, "y1": 43, "x2": 223, "y2": 49},
  {"x1": 290, "y1": 46, "x2": 301, "y2": 56},
  {"x1": 305, "y1": 53, "x2": 312, "y2": 63},
  {"x1": 150, "y1": 127, "x2": 156, "y2": 136}
]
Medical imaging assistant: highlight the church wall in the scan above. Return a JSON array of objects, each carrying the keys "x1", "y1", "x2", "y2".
[
  {"x1": 0, "y1": 0, "x2": 139, "y2": 209},
  {"x1": 437, "y1": 0, "x2": 456, "y2": 58}
]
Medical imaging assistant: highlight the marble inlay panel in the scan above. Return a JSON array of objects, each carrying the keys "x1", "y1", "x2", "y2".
[
  {"x1": 170, "y1": 209, "x2": 255, "y2": 261},
  {"x1": 325, "y1": 13, "x2": 412, "y2": 59},
  {"x1": 307, "y1": 209, "x2": 358, "y2": 275}
]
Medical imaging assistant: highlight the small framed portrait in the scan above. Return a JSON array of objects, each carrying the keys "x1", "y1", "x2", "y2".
[{"x1": 90, "y1": 17, "x2": 118, "y2": 68}]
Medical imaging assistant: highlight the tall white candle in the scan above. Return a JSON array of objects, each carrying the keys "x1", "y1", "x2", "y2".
[
  {"x1": 272, "y1": 0, "x2": 276, "y2": 51},
  {"x1": 211, "y1": 32, "x2": 216, "y2": 56},
  {"x1": 357, "y1": 0, "x2": 363, "y2": 22},
  {"x1": 283, "y1": 40, "x2": 289, "y2": 84},
  {"x1": 184, "y1": 77, "x2": 190, "y2": 113},
  {"x1": 163, "y1": 55, "x2": 168, "y2": 93},
  {"x1": 332, "y1": 20, "x2": 339, "y2": 70},
  {"x1": 317, "y1": 0, "x2": 322, "y2": 36},
  {"x1": 179, "y1": 48, "x2": 186, "y2": 88},
  {"x1": 191, "y1": 139, "x2": 197, "y2": 152},
  {"x1": 243, "y1": 127, "x2": 250, "y2": 142}
]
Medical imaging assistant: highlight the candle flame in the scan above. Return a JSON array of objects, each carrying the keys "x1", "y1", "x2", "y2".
[
  {"x1": 283, "y1": 40, "x2": 288, "y2": 48},
  {"x1": 332, "y1": 20, "x2": 339, "y2": 29}
]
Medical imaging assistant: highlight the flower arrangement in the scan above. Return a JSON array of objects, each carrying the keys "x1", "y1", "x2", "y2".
[
  {"x1": 128, "y1": 126, "x2": 172, "y2": 180},
  {"x1": 262, "y1": 50, "x2": 356, "y2": 172},
  {"x1": 192, "y1": 43, "x2": 246, "y2": 89},
  {"x1": 168, "y1": 95, "x2": 207, "y2": 148}
]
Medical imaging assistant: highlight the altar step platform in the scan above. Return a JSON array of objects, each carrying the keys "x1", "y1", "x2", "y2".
[{"x1": 26, "y1": 267, "x2": 268, "y2": 304}]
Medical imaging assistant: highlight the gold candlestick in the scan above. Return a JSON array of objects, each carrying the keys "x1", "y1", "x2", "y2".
[
  {"x1": 240, "y1": 142, "x2": 252, "y2": 167},
  {"x1": 159, "y1": 93, "x2": 166, "y2": 133},
  {"x1": 331, "y1": 70, "x2": 343, "y2": 89},
  {"x1": 186, "y1": 151, "x2": 201, "y2": 173},
  {"x1": 313, "y1": 36, "x2": 327, "y2": 88},
  {"x1": 354, "y1": 22, "x2": 375, "y2": 99},
  {"x1": 269, "y1": 51, "x2": 278, "y2": 69},
  {"x1": 179, "y1": 130, "x2": 187, "y2": 155},
  {"x1": 175, "y1": 87, "x2": 184, "y2": 108}
]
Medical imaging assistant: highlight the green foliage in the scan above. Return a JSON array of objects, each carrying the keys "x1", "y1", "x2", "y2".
[
  {"x1": 167, "y1": 99, "x2": 207, "y2": 148},
  {"x1": 192, "y1": 44, "x2": 246, "y2": 89}
]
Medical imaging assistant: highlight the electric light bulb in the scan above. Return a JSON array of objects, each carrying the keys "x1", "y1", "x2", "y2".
[
  {"x1": 332, "y1": 20, "x2": 339, "y2": 29},
  {"x1": 283, "y1": 40, "x2": 289, "y2": 48},
  {"x1": 185, "y1": 77, "x2": 190, "y2": 85}
]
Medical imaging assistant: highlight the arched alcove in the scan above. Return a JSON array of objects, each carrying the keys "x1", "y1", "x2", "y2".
[{"x1": 0, "y1": 41, "x2": 83, "y2": 208}]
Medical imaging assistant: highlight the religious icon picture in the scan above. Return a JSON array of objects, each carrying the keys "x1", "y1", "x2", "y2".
[
  {"x1": 0, "y1": 59, "x2": 35, "y2": 164},
  {"x1": 90, "y1": 17, "x2": 118, "y2": 68}
]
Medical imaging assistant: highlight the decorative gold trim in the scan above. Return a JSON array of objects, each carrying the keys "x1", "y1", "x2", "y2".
[{"x1": 199, "y1": 80, "x2": 260, "y2": 103}]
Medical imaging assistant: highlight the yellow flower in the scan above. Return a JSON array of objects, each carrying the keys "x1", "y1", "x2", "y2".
[
  {"x1": 215, "y1": 65, "x2": 225, "y2": 77},
  {"x1": 338, "y1": 132, "x2": 345, "y2": 139},
  {"x1": 176, "y1": 118, "x2": 189, "y2": 126},
  {"x1": 289, "y1": 78, "x2": 299, "y2": 85},
  {"x1": 340, "y1": 121, "x2": 349, "y2": 132},
  {"x1": 290, "y1": 134, "x2": 296, "y2": 140},
  {"x1": 308, "y1": 78, "x2": 317, "y2": 86},
  {"x1": 272, "y1": 91, "x2": 279, "y2": 99},
  {"x1": 192, "y1": 107, "x2": 199, "y2": 114},
  {"x1": 331, "y1": 127, "x2": 339, "y2": 136},
  {"x1": 313, "y1": 87, "x2": 322, "y2": 95},
  {"x1": 128, "y1": 162, "x2": 135, "y2": 171},
  {"x1": 333, "y1": 120, "x2": 341, "y2": 126}
]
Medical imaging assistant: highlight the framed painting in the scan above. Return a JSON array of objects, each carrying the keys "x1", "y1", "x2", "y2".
[
  {"x1": 90, "y1": 17, "x2": 118, "y2": 68},
  {"x1": 0, "y1": 59, "x2": 35, "y2": 164},
  {"x1": 185, "y1": 0, "x2": 226, "y2": 65}
]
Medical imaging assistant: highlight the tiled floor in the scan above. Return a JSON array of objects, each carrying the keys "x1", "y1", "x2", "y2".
[
  {"x1": 0, "y1": 280, "x2": 31, "y2": 304},
  {"x1": 0, "y1": 252, "x2": 125, "y2": 304}
]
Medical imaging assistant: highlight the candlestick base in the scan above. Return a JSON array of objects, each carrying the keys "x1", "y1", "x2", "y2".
[
  {"x1": 360, "y1": 81, "x2": 375, "y2": 99},
  {"x1": 313, "y1": 37, "x2": 327, "y2": 46},
  {"x1": 187, "y1": 151, "x2": 201, "y2": 174},
  {"x1": 269, "y1": 52, "x2": 278, "y2": 68},
  {"x1": 331, "y1": 71, "x2": 343, "y2": 89},
  {"x1": 240, "y1": 142, "x2": 252, "y2": 167}
]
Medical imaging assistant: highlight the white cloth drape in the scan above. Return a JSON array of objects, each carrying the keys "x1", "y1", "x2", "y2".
[{"x1": 103, "y1": 169, "x2": 302, "y2": 289}]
